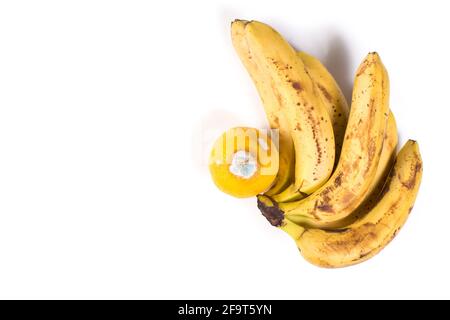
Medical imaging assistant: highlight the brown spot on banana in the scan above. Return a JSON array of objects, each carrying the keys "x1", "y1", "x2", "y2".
[
  {"x1": 315, "y1": 139, "x2": 322, "y2": 165},
  {"x1": 391, "y1": 228, "x2": 400, "y2": 241},
  {"x1": 401, "y1": 162, "x2": 422, "y2": 190},
  {"x1": 317, "y1": 83, "x2": 333, "y2": 102},
  {"x1": 319, "y1": 186, "x2": 333, "y2": 203},
  {"x1": 358, "y1": 251, "x2": 372, "y2": 259},
  {"x1": 387, "y1": 198, "x2": 401, "y2": 215},
  {"x1": 355, "y1": 54, "x2": 378, "y2": 77},
  {"x1": 292, "y1": 81, "x2": 303, "y2": 91},
  {"x1": 273, "y1": 116, "x2": 279, "y2": 127},
  {"x1": 316, "y1": 203, "x2": 334, "y2": 213},
  {"x1": 364, "y1": 139, "x2": 377, "y2": 175},
  {"x1": 309, "y1": 205, "x2": 323, "y2": 219},
  {"x1": 334, "y1": 172, "x2": 343, "y2": 187}
]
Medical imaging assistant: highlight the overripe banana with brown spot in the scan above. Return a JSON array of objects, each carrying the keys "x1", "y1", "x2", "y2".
[
  {"x1": 231, "y1": 20, "x2": 295, "y2": 195},
  {"x1": 326, "y1": 112, "x2": 398, "y2": 227},
  {"x1": 279, "y1": 140, "x2": 422, "y2": 268},
  {"x1": 272, "y1": 50, "x2": 350, "y2": 202},
  {"x1": 243, "y1": 20, "x2": 336, "y2": 195},
  {"x1": 258, "y1": 52, "x2": 390, "y2": 228},
  {"x1": 298, "y1": 51, "x2": 349, "y2": 156}
]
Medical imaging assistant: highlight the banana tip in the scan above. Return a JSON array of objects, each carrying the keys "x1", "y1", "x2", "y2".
[{"x1": 232, "y1": 19, "x2": 250, "y2": 26}]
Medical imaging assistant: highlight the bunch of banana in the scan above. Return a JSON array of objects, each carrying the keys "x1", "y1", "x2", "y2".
[{"x1": 230, "y1": 20, "x2": 423, "y2": 268}]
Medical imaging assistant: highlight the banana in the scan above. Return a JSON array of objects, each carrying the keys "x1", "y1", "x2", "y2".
[
  {"x1": 258, "y1": 52, "x2": 390, "y2": 228},
  {"x1": 279, "y1": 140, "x2": 422, "y2": 268},
  {"x1": 260, "y1": 111, "x2": 397, "y2": 227},
  {"x1": 231, "y1": 20, "x2": 295, "y2": 195},
  {"x1": 272, "y1": 51, "x2": 350, "y2": 202},
  {"x1": 273, "y1": 112, "x2": 396, "y2": 205},
  {"x1": 298, "y1": 51, "x2": 349, "y2": 155},
  {"x1": 366, "y1": 112, "x2": 398, "y2": 202},
  {"x1": 244, "y1": 21, "x2": 336, "y2": 195},
  {"x1": 327, "y1": 112, "x2": 397, "y2": 227}
]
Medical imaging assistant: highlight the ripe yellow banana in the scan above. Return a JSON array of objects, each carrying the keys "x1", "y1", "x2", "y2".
[
  {"x1": 231, "y1": 20, "x2": 295, "y2": 195},
  {"x1": 244, "y1": 20, "x2": 336, "y2": 195},
  {"x1": 258, "y1": 52, "x2": 390, "y2": 228},
  {"x1": 272, "y1": 51, "x2": 350, "y2": 202},
  {"x1": 279, "y1": 140, "x2": 422, "y2": 268}
]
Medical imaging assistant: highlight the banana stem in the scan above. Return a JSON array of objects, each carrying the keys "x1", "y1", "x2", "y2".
[{"x1": 279, "y1": 219, "x2": 306, "y2": 241}]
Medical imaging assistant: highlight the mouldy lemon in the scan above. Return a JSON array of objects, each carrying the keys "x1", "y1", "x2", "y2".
[{"x1": 209, "y1": 127, "x2": 279, "y2": 198}]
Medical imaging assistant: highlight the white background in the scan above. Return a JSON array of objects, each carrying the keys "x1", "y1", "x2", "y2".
[{"x1": 0, "y1": 0, "x2": 448, "y2": 299}]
